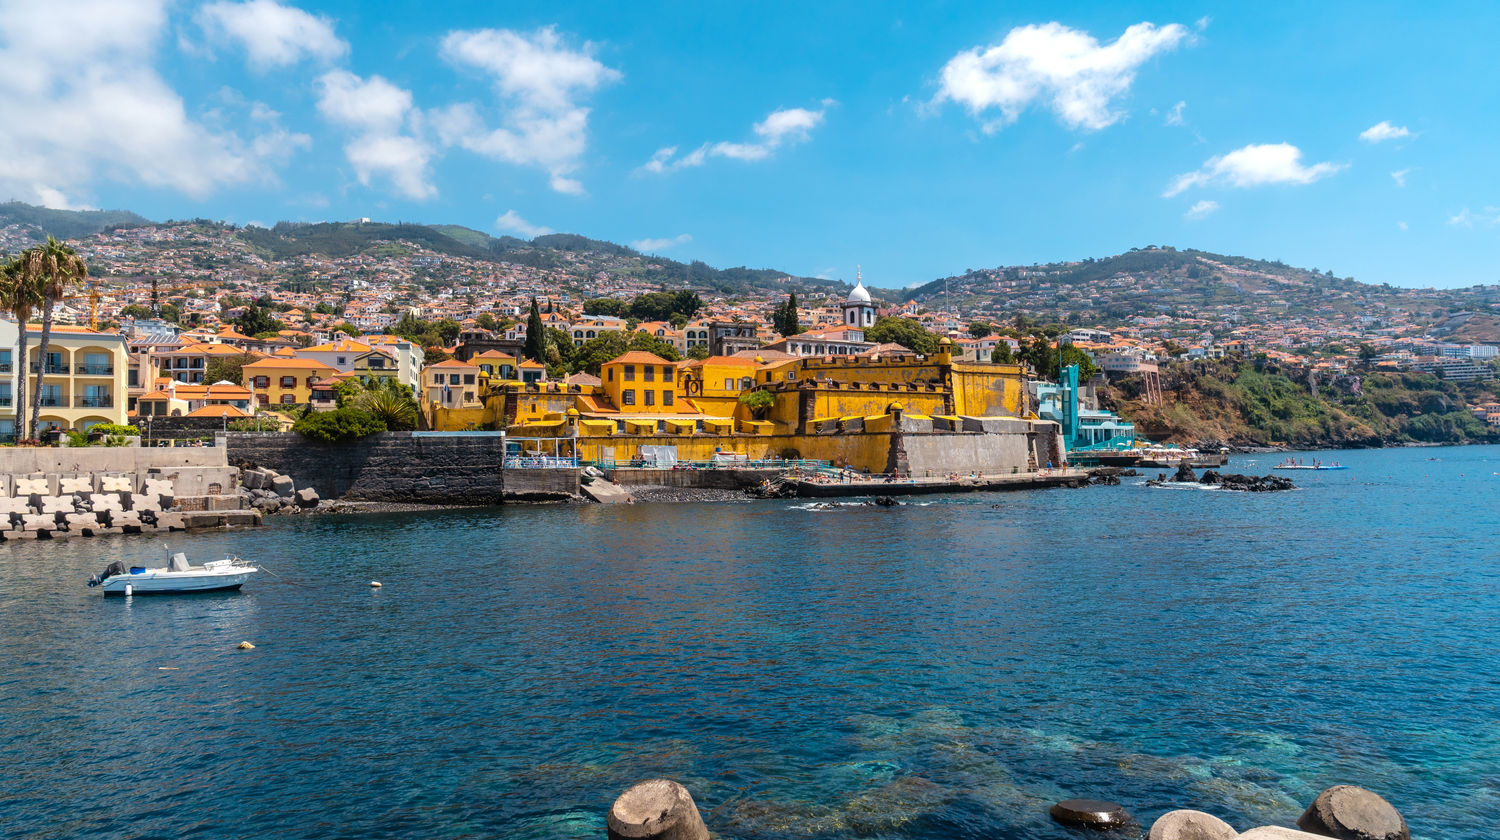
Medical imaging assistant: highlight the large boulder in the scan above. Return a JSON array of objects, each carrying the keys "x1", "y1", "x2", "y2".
[
  {"x1": 1150, "y1": 810, "x2": 1238, "y2": 840},
  {"x1": 294, "y1": 488, "x2": 319, "y2": 508},
  {"x1": 269, "y1": 474, "x2": 295, "y2": 497},
  {"x1": 1239, "y1": 829, "x2": 1334, "y2": 839},
  {"x1": 1296, "y1": 786, "x2": 1409, "y2": 840},
  {"x1": 241, "y1": 469, "x2": 267, "y2": 491},
  {"x1": 607, "y1": 779, "x2": 709, "y2": 840}
]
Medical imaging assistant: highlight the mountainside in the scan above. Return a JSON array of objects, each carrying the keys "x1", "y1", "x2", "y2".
[
  {"x1": 0, "y1": 203, "x2": 840, "y2": 297},
  {"x1": 908, "y1": 246, "x2": 1500, "y2": 330},
  {"x1": 0, "y1": 201, "x2": 151, "y2": 240},
  {"x1": 1104, "y1": 358, "x2": 1498, "y2": 449}
]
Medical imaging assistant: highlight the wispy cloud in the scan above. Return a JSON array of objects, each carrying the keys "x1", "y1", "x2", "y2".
[
  {"x1": 1165, "y1": 143, "x2": 1344, "y2": 197},
  {"x1": 1165, "y1": 100, "x2": 1186, "y2": 126},
  {"x1": 1447, "y1": 207, "x2": 1500, "y2": 228},
  {"x1": 1359, "y1": 121, "x2": 1412, "y2": 143},
  {"x1": 631, "y1": 233, "x2": 692, "y2": 252},
  {"x1": 495, "y1": 210, "x2": 553, "y2": 238},
  {"x1": 934, "y1": 21, "x2": 1191, "y2": 132},
  {"x1": 1390, "y1": 168, "x2": 1411, "y2": 187},
  {"x1": 1184, "y1": 199, "x2": 1218, "y2": 219},
  {"x1": 643, "y1": 101, "x2": 833, "y2": 173}
]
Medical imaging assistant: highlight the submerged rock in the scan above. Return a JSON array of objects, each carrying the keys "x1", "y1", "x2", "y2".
[
  {"x1": 606, "y1": 779, "x2": 709, "y2": 840},
  {"x1": 1296, "y1": 785, "x2": 1409, "y2": 840},
  {"x1": 1149, "y1": 809, "x2": 1238, "y2": 840}
]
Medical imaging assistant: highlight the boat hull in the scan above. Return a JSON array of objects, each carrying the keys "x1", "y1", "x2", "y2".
[{"x1": 99, "y1": 570, "x2": 255, "y2": 595}]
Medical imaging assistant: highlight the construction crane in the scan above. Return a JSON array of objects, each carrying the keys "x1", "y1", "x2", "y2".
[{"x1": 87, "y1": 281, "x2": 100, "y2": 330}]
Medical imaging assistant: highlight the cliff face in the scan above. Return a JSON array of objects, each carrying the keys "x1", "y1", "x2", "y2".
[{"x1": 1101, "y1": 360, "x2": 1495, "y2": 449}]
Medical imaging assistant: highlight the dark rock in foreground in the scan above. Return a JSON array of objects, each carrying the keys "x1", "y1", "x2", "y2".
[
  {"x1": 1297, "y1": 785, "x2": 1409, "y2": 840},
  {"x1": 1050, "y1": 798, "x2": 1135, "y2": 830}
]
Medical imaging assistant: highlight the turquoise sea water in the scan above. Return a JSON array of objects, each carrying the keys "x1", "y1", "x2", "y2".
[{"x1": 2, "y1": 445, "x2": 1498, "y2": 839}]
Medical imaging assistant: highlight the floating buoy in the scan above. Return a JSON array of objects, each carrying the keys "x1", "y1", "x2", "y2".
[
  {"x1": 370, "y1": 580, "x2": 382, "y2": 588},
  {"x1": 236, "y1": 641, "x2": 255, "y2": 650}
]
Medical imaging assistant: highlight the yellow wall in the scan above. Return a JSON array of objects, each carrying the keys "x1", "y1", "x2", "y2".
[
  {"x1": 951, "y1": 362, "x2": 1027, "y2": 416},
  {"x1": 601, "y1": 358, "x2": 681, "y2": 413},
  {"x1": 243, "y1": 360, "x2": 326, "y2": 406}
]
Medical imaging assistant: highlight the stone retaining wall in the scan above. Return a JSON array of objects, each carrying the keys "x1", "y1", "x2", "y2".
[
  {"x1": 222, "y1": 432, "x2": 514, "y2": 505},
  {"x1": 603, "y1": 468, "x2": 780, "y2": 489}
]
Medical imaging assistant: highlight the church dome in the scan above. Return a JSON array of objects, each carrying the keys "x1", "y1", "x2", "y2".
[{"x1": 846, "y1": 280, "x2": 871, "y2": 305}]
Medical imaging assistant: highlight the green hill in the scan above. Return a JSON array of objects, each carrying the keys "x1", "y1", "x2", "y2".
[{"x1": 0, "y1": 201, "x2": 152, "y2": 240}]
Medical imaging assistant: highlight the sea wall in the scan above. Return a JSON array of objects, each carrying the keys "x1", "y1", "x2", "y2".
[
  {"x1": 222, "y1": 432, "x2": 514, "y2": 505},
  {"x1": 604, "y1": 467, "x2": 782, "y2": 489}
]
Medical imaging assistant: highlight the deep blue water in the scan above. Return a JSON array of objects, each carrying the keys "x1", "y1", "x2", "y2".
[{"x1": 2, "y1": 445, "x2": 1498, "y2": 839}]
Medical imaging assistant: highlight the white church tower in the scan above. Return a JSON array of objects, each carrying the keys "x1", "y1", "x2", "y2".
[{"x1": 843, "y1": 265, "x2": 876, "y2": 328}]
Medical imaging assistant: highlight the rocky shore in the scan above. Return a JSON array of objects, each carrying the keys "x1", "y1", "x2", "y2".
[{"x1": 601, "y1": 780, "x2": 1410, "y2": 840}]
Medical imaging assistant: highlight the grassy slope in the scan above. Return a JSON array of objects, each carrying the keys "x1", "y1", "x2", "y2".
[{"x1": 1104, "y1": 360, "x2": 1496, "y2": 448}]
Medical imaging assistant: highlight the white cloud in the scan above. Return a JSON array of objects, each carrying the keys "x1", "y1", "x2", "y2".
[
  {"x1": 631, "y1": 233, "x2": 691, "y2": 252},
  {"x1": 33, "y1": 186, "x2": 96, "y2": 211},
  {"x1": 1164, "y1": 143, "x2": 1344, "y2": 197},
  {"x1": 643, "y1": 102, "x2": 831, "y2": 173},
  {"x1": 197, "y1": 0, "x2": 346, "y2": 70},
  {"x1": 934, "y1": 21, "x2": 1190, "y2": 132},
  {"x1": 1447, "y1": 207, "x2": 1500, "y2": 228},
  {"x1": 1185, "y1": 199, "x2": 1218, "y2": 219},
  {"x1": 1397, "y1": 221, "x2": 1408, "y2": 231},
  {"x1": 433, "y1": 26, "x2": 619, "y2": 195},
  {"x1": 1165, "y1": 100, "x2": 1186, "y2": 126},
  {"x1": 1390, "y1": 168, "x2": 1411, "y2": 187},
  {"x1": 315, "y1": 70, "x2": 434, "y2": 200},
  {"x1": 0, "y1": 0, "x2": 301, "y2": 206},
  {"x1": 495, "y1": 210, "x2": 552, "y2": 238},
  {"x1": 1359, "y1": 121, "x2": 1411, "y2": 143}
]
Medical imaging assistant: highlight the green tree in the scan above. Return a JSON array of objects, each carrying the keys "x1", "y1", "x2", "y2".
[
  {"x1": 475, "y1": 312, "x2": 499, "y2": 331},
  {"x1": 331, "y1": 322, "x2": 363, "y2": 337},
  {"x1": 293, "y1": 407, "x2": 386, "y2": 443},
  {"x1": 991, "y1": 341, "x2": 1015, "y2": 363},
  {"x1": 353, "y1": 380, "x2": 420, "y2": 431},
  {"x1": 582, "y1": 297, "x2": 630, "y2": 317},
  {"x1": 686, "y1": 344, "x2": 710, "y2": 360},
  {"x1": 738, "y1": 389, "x2": 775, "y2": 419},
  {"x1": 15, "y1": 238, "x2": 87, "y2": 440},
  {"x1": 234, "y1": 303, "x2": 284, "y2": 336},
  {"x1": 772, "y1": 292, "x2": 801, "y2": 337},
  {"x1": 204, "y1": 352, "x2": 260, "y2": 385},
  {"x1": 0, "y1": 257, "x2": 42, "y2": 439},
  {"x1": 866, "y1": 316, "x2": 940, "y2": 355},
  {"x1": 524, "y1": 297, "x2": 546, "y2": 362},
  {"x1": 568, "y1": 331, "x2": 681, "y2": 375},
  {"x1": 968, "y1": 321, "x2": 993, "y2": 338}
]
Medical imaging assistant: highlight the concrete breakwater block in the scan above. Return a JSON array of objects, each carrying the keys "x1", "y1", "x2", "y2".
[
  {"x1": 1297, "y1": 785, "x2": 1409, "y2": 840},
  {"x1": 1050, "y1": 799, "x2": 1135, "y2": 830},
  {"x1": 1150, "y1": 809, "x2": 1239, "y2": 840},
  {"x1": 1240, "y1": 828, "x2": 1333, "y2": 839},
  {"x1": 607, "y1": 779, "x2": 709, "y2": 840}
]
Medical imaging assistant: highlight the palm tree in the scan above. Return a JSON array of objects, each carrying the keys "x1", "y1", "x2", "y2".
[
  {"x1": 0, "y1": 256, "x2": 43, "y2": 441},
  {"x1": 22, "y1": 238, "x2": 87, "y2": 439},
  {"x1": 354, "y1": 379, "x2": 419, "y2": 430}
]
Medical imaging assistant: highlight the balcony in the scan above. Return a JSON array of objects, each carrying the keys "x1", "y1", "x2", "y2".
[
  {"x1": 30, "y1": 364, "x2": 69, "y2": 375},
  {"x1": 76, "y1": 364, "x2": 113, "y2": 376},
  {"x1": 77, "y1": 396, "x2": 113, "y2": 408},
  {"x1": 39, "y1": 395, "x2": 65, "y2": 407}
]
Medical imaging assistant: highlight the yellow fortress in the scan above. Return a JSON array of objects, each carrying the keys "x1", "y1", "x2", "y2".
[{"x1": 424, "y1": 339, "x2": 1062, "y2": 476}]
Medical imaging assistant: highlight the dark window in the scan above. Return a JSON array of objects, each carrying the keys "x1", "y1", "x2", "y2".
[
  {"x1": 253, "y1": 376, "x2": 269, "y2": 388},
  {"x1": 663, "y1": 391, "x2": 674, "y2": 406},
  {"x1": 280, "y1": 376, "x2": 296, "y2": 388},
  {"x1": 622, "y1": 389, "x2": 635, "y2": 406},
  {"x1": 449, "y1": 374, "x2": 460, "y2": 385},
  {"x1": 662, "y1": 366, "x2": 673, "y2": 382},
  {"x1": 645, "y1": 390, "x2": 655, "y2": 406},
  {"x1": 624, "y1": 365, "x2": 635, "y2": 381},
  {"x1": 644, "y1": 366, "x2": 655, "y2": 382},
  {"x1": 280, "y1": 394, "x2": 294, "y2": 404}
]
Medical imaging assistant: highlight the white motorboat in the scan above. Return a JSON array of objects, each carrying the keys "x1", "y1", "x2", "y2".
[{"x1": 88, "y1": 552, "x2": 257, "y2": 595}]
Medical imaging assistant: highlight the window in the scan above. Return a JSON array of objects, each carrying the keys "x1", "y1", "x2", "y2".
[
  {"x1": 253, "y1": 376, "x2": 269, "y2": 388},
  {"x1": 724, "y1": 379, "x2": 734, "y2": 390},
  {"x1": 0, "y1": 349, "x2": 10, "y2": 371},
  {"x1": 449, "y1": 374, "x2": 461, "y2": 385},
  {"x1": 740, "y1": 377, "x2": 753, "y2": 389},
  {"x1": 662, "y1": 366, "x2": 673, "y2": 382},
  {"x1": 281, "y1": 394, "x2": 295, "y2": 404},
  {"x1": 622, "y1": 389, "x2": 635, "y2": 405},
  {"x1": 644, "y1": 365, "x2": 655, "y2": 382},
  {"x1": 280, "y1": 376, "x2": 296, "y2": 388},
  {"x1": 607, "y1": 368, "x2": 613, "y2": 381},
  {"x1": 624, "y1": 365, "x2": 635, "y2": 381},
  {"x1": 645, "y1": 390, "x2": 655, "y2": 406},
  {"x1": 0, "y1": 383, "x2": 10, "y2": 407},
  {"x1": 663, "y1": 391, "x2": 674, "y2": 406},
  {"x1": 337, "y1": 357, "x2": 347, "y2": 365},
  {"x1": 463, "y1": 374, "x2": 475, "y2": 385}
]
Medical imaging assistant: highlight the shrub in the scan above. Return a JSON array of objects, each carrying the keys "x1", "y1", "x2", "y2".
[
  {"x1": 292, "y1": 407, "x2": 386, "y2": 443},
  {"x1": 91, "y1": 423, "x2": 140, "y2": 437},
  {"x1": 227, "y1": 417, "x2": 281, "y2": 432}
]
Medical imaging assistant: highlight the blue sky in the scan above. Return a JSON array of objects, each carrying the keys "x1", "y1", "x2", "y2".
[{"x1": 2, "y1": 1, "x2": 1496, "y2": 290}]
